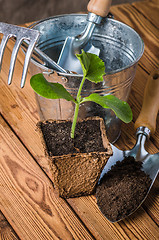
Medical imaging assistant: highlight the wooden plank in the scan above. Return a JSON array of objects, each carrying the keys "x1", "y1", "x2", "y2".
[
  {"x1": 118, "y1": 207, "x2": 159, "y2": 240},
  {"x1": 110, "y1": 3, "x2": 159, "y2": 73},
  {"x1": 0, "y1": 211, "x2": 20, "y2": 240},
  {"x1": 0, "y1": 116, "x2": 94, "y2": 240},
  {"x1": 132, "y1": 0, "x2": 159, "y2": 28},
  {"x1": 143, "y1": 178, "x2": 159, "y2": 225},
  {"x1": 0, "y1": 3, "x2": 159, "y2": 239},
  {"x1": 0, "y1": 39, "x2": 159, "y2": 240},
  {"x1": 0, "y1": 41, "x2": 131, "y2": 240},
  {"x1": 68, "y1": 193, "x2": 159, "y2": 240}
]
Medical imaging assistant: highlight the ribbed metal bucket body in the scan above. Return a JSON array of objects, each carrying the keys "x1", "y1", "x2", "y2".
[{"x1": 29, "y1": 14, "x2": 144, "y2": 142}]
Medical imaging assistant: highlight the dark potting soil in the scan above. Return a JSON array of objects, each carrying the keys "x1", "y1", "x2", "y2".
[
  {"x1": 96, "y1": 156, "x2": 152, "y2": 222},
  {"x1": 40, "y1": 119, "x2": 107, "y2": 156}
]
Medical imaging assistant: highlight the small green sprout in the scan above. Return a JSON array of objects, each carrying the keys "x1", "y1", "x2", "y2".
[{"x1": 30, "y1": 50, "x2": 132, "y2": 138}]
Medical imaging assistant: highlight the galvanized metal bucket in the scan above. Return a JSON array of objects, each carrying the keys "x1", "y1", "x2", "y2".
[{"x1": 29, "y1": 14, "x2": 144, "y2": 143}]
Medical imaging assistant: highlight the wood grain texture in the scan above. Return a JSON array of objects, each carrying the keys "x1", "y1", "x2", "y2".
[
  {"x1": 132, "y1": 0, "x2": 159, "y2": 28},
  {"x1": 0, "y1": 43, "x2": 158, "y2": 240},
  {"x1": 0, "y1": 1, "x2": 159, "y2": 240},
  {"x1": 111, "y1": 3, "x2": 159, "y2": 73},
  {"x1": 0, "y1": 211, "x2": 20, "y2": 240},
  {"x1": 0, "y1": 116, "x2": 94, "y2": 240},
  {"x1": 0, "y1": 41, "x2": 132, "y2": 240}
]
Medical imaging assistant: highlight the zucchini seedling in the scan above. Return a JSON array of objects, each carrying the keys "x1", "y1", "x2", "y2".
[{"x1": 30, "y1": 50, "x2": 132, "y2": 138}]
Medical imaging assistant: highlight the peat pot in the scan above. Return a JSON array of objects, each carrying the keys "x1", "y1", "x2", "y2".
[{"x1": 29, "y1": 14, "x2": 144, "y2": 143}]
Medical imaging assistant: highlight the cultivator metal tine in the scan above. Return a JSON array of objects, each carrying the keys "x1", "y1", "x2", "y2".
[
  {"x1": 0, "y1": 22, "x2": 40, "y2": 87},
  {"x1": 0, "y1": 34, "x2": 10, "y2": 71},
  {"x1": 20, "y1": 39, "x2": 37, "y2": 88},
  {"x1": 8, "y1": 37, "x2": 23, "y2": 85}
]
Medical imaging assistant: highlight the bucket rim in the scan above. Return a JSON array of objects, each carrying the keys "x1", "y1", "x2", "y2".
[{"x1": 28, "y1": 13, "x2": 144, "y2": 77}]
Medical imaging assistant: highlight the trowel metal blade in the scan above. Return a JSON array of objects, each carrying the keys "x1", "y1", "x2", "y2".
[
  {"x1": 57, "y1": 37, "x2": 100, "y2": 74},
  {"x1": 99, "y1": 143, "x2": 159, "y2": 183}
]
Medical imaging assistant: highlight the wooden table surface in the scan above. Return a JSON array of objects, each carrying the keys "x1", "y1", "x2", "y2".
[{"x1": 0, "y1": 1, "x2": 159, "y2": 239}]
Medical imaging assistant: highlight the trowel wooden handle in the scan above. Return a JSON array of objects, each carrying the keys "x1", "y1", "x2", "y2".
[
  {"x1": 134, "y1": 69, "x2": 159, "y2": 134},
  {"x1": 87, "y1": 0, "x2": 112, "y2": 17}
]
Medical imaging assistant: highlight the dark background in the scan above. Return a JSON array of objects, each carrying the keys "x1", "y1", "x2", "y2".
[{"x1": 0, "y1": 0, "x2": 140, "y2": 24}]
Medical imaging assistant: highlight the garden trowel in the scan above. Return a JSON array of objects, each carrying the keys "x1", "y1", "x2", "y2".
[
  {"x1": 57, "y1": 0, "x2": 112, "y2": 74},
  {"x1": 97, "y1": 69, "x2": 159, "y2": 222}
]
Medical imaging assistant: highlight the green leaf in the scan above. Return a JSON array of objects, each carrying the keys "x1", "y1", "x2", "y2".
[
  {"x1": 76, "y1": 50, "x2": 105, "y2": 83},
  {"x1": 76, "y1": 50, "x2": 90, "y2": 77},
  {"x1": 82, "y1": 93, "x2": 133, "y2": 123},
  {"x1": 30, "y1": 73, "x2": 76, "y2": 103}
]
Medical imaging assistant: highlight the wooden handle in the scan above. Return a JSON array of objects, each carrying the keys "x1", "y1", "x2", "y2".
[
  {"x1": 134, "y1": 69, "x2": 159, "y2": 134},
  {"x1": 87, "y1": 0, "x2": 112, "y2": 17}
]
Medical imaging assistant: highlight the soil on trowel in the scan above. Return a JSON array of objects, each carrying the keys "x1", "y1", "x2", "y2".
[
  {"x1": 96, "y1": 156, "x2": 152, "y2": 222},
  {"x1": 40, "y1": 119, "x2": 107, "y2": 156}
]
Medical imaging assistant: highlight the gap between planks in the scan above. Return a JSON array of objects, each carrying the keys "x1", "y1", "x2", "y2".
[
  {"x1": 0, "y1": 115, "x2": 95, "y2": 240},
  {"x1": 0, "y1": 62, "x2": 159, "y2": 240},
  {"x1": 0, "y1": 2, "x2": 159, "y2": 239}
]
